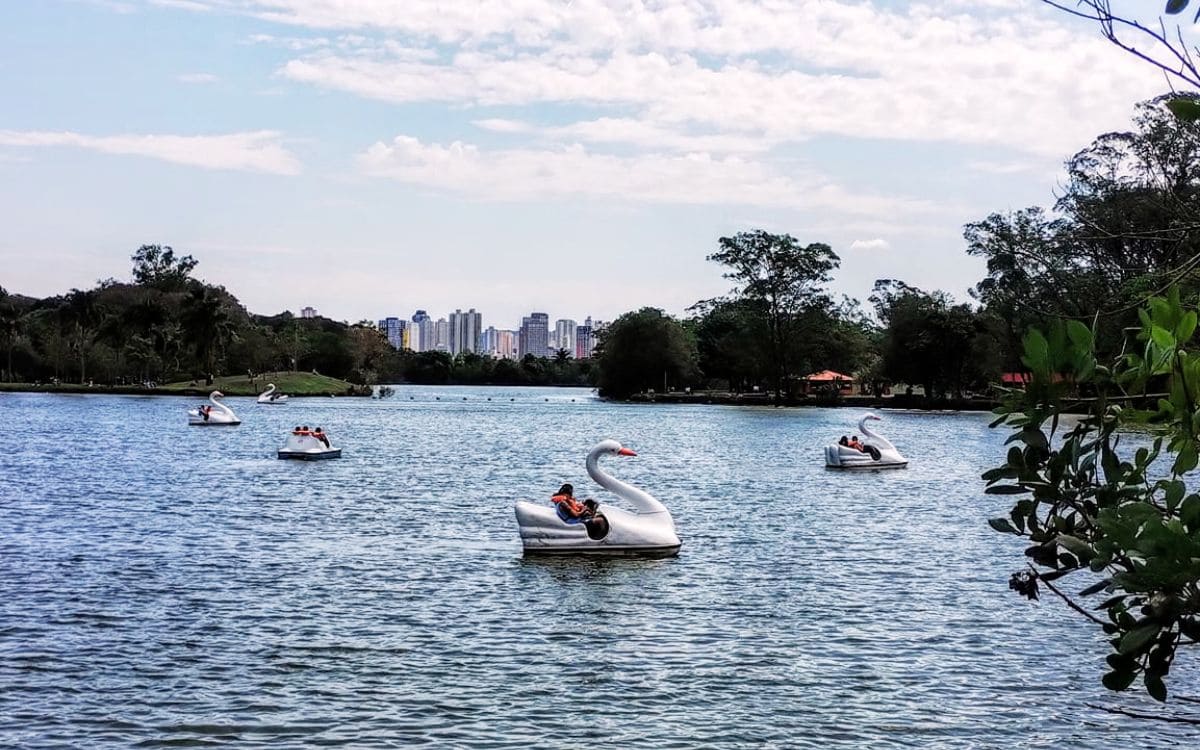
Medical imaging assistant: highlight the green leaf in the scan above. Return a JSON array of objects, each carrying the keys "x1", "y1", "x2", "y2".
[
  {"x1": 1145, "y1": 671, "x2": 1168, "y2": 702},
  {"x1": 1119, "y1": 623, "x2": 1161, "y2": 655},
  {"x1": 1066, "y1": 319, "x2": 1093, "y2": 351},
  {"x1": 1151, "y1": 325, "x2": 1175, "y2": 352},
  {"x1": 988, "y1": 517, "x2": 1019, "y2": 534},
  {"x1": 1079, "y1": 579, "x2": 1111, "y2": 597},
  {"x1": 1022, "y1": 329, "x2": 1049, "y2": 372},
  {"x1": 1165, "y1": 0, "x2": 1189, "y2": 16},
  {"x1": 1057, "y1": 535, "x2": 1094, "y2": 560},
  {"x1": 1174, "y1": 443, "x2": 1198, "y2": 475},
  {"x1": 1178, "y1": 310, "x2": 1198, "y2": 344},
  {"x1": 986, "y1": 484, "x2": 1031, "y2": 495},
  {"x1": 1103, "y1": 668, "x2": 1138, "y2": 691}
]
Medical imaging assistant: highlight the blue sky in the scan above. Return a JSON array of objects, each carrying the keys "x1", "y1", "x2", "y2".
[{"x1": 0, "y1": 0, "x2": 1172, "y2": 328}]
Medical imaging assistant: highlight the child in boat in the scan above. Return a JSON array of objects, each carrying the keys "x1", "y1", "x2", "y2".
[
  {"x1": 551, "y1": 483, "x2": 593, "y2": 522},
  {"x1": 847, "y1": 436, "x2": 865, "y2": 451}
]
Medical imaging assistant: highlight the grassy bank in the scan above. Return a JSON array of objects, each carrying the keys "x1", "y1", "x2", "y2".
[{"x1": 1, "y1": 372, "x2": 369, "y2": 397}]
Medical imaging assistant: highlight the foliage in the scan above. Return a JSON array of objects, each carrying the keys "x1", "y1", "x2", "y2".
[
  {"x1": 965, "y1": 94, "x2": 1200, "y2": 366},
  {"x1": 130, "y1": 244, "x2": 198, "y2": 291},
  {"x1": 706, "y1": 231, "x2": 840, "y2": 402},
  {"x1": 595, "y1": 307, "x2": 699, "y2": 398},
  {"x1": 986, "y1": 288, "x2": 1200, "y2": 705},
  {"x1": 871, "y1": 280, "x2": 1000, "y2": 399}
]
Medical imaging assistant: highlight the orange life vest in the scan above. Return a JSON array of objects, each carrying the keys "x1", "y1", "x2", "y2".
[{"x1": 551, "y1": 493, "x2": 585, "y2": 517}]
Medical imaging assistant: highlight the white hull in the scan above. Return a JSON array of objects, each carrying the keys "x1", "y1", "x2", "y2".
[
  {"x1": 515, "y1": 501, "x2": 680, "y2": 556},
  {"x1": 277, "y1": 433, "x2": 340, "y2": 460},
  {"x1": 825, "y1": 413, "x2": 908, "y2": 469}
]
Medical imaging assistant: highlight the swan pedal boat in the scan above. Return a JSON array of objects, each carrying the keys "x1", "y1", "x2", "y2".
[
  {"x1": 278, "y1": 432, "x2": 341, "y2": 460},
  {"x1": 187, "y1": 391, "x2": 241, "y2": 426},
  {"x1": 825, "y1": 413, "x2": 907, "y2": 469},
  {"x1": 257, "y1": 383, "x2": 288, "y2": 404},
  {"x1": 514, "y1": 440, "x2": 681, "y2": 557}
]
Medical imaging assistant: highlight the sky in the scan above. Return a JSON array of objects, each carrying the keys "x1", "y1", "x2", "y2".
[{"x1": 0, "y1": 0, "x2": 1178, "y2": 328}]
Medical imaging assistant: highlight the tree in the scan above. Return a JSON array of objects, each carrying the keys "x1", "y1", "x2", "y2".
[
  {"x1": 596, "y1": 307, "x2": 698, "y2": 398},
  {"x1": 707, "y1": 231, "x2": 839, "y2": 403},
  {"x1": 871, "y1": 280, "x2": 998, "y2": 399},
  {"x1": 0, "y1": 287, "x2": 22, "y2": 382},
  {"x1": 986, "y1": 288, "x2": 1200, "y2": 722},
  {"x1": 131, "y1": 244, "x2": 198, "y2": 290},
  {"x1": 58, "y1": 289, "x2": 101, "y2": 384},
  {"x1": 181, "y1": 286, "x2": 234, "y2": 384}
]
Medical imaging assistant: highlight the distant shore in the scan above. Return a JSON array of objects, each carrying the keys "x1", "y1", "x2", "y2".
[
  {"x1": 0, "y1": 372, "x2": 369, "y2": 398},
  {"x1": 622, "y1": 391, "x2": 1003, "y2": 411}
]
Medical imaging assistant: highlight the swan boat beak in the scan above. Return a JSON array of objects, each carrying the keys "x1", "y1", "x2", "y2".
[{"x1": 617, "y1": 447, "x2": 637, "y2": 456}]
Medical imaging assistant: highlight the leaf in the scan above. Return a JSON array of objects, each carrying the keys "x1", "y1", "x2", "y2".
[
  {"x1": 1174, "y1": 443, "x2": 1198, "y2": 475},
  {"x1": 1057, "y1": 535, "x2": 1094, "y2": 560},
  {"x1": 1165, "y1": 0, "x2": 1188, "y2": 16},
  {"x1": 1178, "y1": 310, "x2": 1198, "y2": 344},
  {"x1": 1079, "y1": 578, "x2": 1112, "y2": 597},
  {"x1": 1022, "y1": 329, "x2": 1049, "y2": 372},
  {"x1": 1119, "y1": 623, "x2": 1161, "y2": 655},
  {"x1": 1103, "y1": 669, "x2": 1138, "y2": 691},
  {"x1": 1066, "y1": 319, "x2": 1093, "y2": 351},
  {"x1": 1145, "y1": 671, "x2": 1168, "y2": 702},
  {"x1": 988, "y1": 517, "x2": 1019, "y2": 534},
  {"x1": 986, "y1": 484, "x2": 1031, "y2": 495},
  {"x1": 1151, "y1": 325, "x2": 1175, "y2": 352}
]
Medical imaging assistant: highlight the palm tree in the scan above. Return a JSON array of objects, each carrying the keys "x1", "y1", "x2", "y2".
[
  {"x1": 59, "y1": 289, "x2": 100, "y2": 384},
  {"x1": 0, "y1": 287, "x2": 22, "y2": 382},
  {"x1": 181, "y1": 286, "x2": 234, "y2": 384}
]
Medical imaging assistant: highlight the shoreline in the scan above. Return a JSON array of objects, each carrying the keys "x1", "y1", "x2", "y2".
[
  {"x1": 622, "y1": 391, "x2": 1003, "y2": 411},
  {"x1": 0, "y1": 383, "x2": 370, "y2": 398}
]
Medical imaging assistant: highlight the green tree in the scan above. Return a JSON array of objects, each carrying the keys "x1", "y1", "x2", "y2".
[
  {"x1": 58, "y1": 289, "x2": 101, "y2": 384},
  {"x1": 986, "y1": 288, "x2": 1200, "y2": 721},
  {"x1": 131, "y1": 244, "x2": 198, "y2": 290},
  {"x1": 596, "y1": 307, "x2": 698, "y2": 398},
  {"x1": 707, "y1": 230, "x2": 839, "y2": 403},
  {"x1": 181, "y1": 286, "x2": 234, "y2": 384},
  {"x1": 0, "y1": 287, "x2": 22, "y2": 382}
]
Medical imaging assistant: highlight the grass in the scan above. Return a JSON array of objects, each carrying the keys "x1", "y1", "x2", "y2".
[
  {"x1": 0, "y1": 371, "x2": 367, "y2": 397},
  {"x1": 160, "y1": 371, "x2": 367, "y2": 397}
]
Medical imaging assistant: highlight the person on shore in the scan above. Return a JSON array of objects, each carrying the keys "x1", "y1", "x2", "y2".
[{"x1": 551, "y1": 483, "x2": 593, "y2": 523}]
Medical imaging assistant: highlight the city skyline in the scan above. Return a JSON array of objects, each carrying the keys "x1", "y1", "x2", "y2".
[
  {"x1": 377, "y1": 309, "x2": 600, "y2": 358},
  {"x1": 0, "y1": 2, "x2": 1173, "y2": 325}
]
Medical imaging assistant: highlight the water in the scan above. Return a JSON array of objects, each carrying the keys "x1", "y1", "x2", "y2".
[{"x1": 1, "y1": 386, "x2": 1196, "y2": 748}]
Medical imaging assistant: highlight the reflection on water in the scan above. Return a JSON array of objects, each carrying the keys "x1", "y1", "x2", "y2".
[{"x1": 0, "y1": 386, "x2": 1195, "y2": 748}]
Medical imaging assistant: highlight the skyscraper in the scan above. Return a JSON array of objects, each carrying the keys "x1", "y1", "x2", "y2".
[
  {"x1": 412, "y1": 310, "x2": 432, "y2": 352},
  {"x1": 553, "y1": 319, "x2": 577, "y2": 356},
  {"x1": 575, "y1": 316, "x2": 596, "y2": 359},
  {"x1": 449, "y1": 308, "x2": 483, "y2": 355},
  {"x1": 434, "y1": 318, "x2": 450, "y2": 352},
  {"x1": 518, "y1": 312, "x2": 549, "y2": 358},
  {"x1": 378, "y1": 317, "x2": 407, "y2": 350}
]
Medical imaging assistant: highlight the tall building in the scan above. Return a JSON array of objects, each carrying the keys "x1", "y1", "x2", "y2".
[
  {"x1": 483, "y1": 327, "x2": 519, "y2": 359},
  {"x1": 575, "y1": 317, "x2": 596, "y2": 359},
  {"x1": 518, "y1": 312, "x2": 550, "y2": 359},
  {"x1": 300, "y1": 306, "x2": 317, "y2": 319},
  {"x1": 411, "y1": 310, "x2": 432, "y2": 352},
  {"x1": 553, "y1": 319, "x2": 577, "y2": 356},
  {"x1": 434, "y1": 318, "x2": 450, "y2": 352},
  {"x1": 449, "y1": 308, "x2": 483, "y2": 355},
  {"x1": 378, "y1": 317, "x2": 407, "y2": 350}
]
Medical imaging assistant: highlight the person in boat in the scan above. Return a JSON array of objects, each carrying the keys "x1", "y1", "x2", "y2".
[
  {"x1": 551, "y1": 483, "x2": 594, "y2": 523},
  {"x1": 847, "y1": 435, "x2": 865, "y2": 451},
  {"x1": 199, "y1": 404, "x2": 211, "y2": 422},
  {"x1": 313, "y1": 427, "x2": 330, "y2": 448},
  {"x1": 838, "y1": 436, "x2": 849, "y2": 446}
]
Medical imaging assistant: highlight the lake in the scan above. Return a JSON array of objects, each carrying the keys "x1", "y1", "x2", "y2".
[{"x1": 1, "y1": 386, "x2": 1196, "y2": 747}]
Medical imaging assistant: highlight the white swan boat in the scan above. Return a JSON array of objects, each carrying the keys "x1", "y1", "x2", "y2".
[
  {"x1": 187, "y1": 391, "x2": 241, "y2": 426},
  {"x1": 277, "y1": 429, "x2": 341, "y2": 460},
  {"x1": 825, "y1": 413, "x2": 907, "y2": 469},
  {"x1": 514, "y1": 439, "x2": 681, "y2": 557},
  {"x1": 257, "y1": 383, "x2": 288, "y2": 404}
]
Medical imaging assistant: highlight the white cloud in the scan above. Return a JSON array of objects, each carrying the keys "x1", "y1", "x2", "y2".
[
  {"x1": 850, "y1": 238, "x2": 891, "y2": 251},
  {"x1": 178, "y1": 72, "x2": 219, "y2": 83},
  {"x1": 357, "y1": 135, "x2": 929, "y2": 216},
  {"x1": 0, "y1": 130, "x2": 301, "y2": 175}
]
